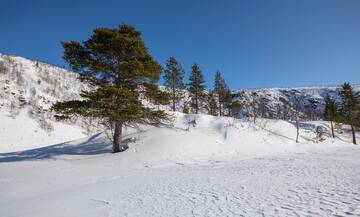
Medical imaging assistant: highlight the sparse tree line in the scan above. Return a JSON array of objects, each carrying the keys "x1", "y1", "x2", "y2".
[{"x1": 162, "y1": 57, "x2": 242, "y2": 118}]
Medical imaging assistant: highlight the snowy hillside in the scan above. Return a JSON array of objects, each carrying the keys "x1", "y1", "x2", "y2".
[
  {"x1": 0, "y1": 53, "x2": 90, "y2": 148},
  {"x1": 0, "y1": 53, "x2": 86, "y2": 112},
  {"x1": 0, "y1": 113, "x2": 359, "y2": 217},
  {"x1": 0, "y1": 110, "x2": 86, "y2": 152}
]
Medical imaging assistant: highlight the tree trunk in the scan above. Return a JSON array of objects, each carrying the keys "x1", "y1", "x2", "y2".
[
  {"x1": 351, "y1": 124, "x2": 357, "y2": 145},
  {"x1": 218, "y1": 96, "x2": 222, "y2": 116},
  {"x1": 172, "y1": 98, "x2": 176, "y2": 112},
  {"x1": 295, "y1": 117, "x2": 299, "y2": 143},
  {"x1": 195, "y1": 94, "x2": 199, "y2": 114},
  {"x1": 113, "y1": 121, "x2": 125, "y2": 153},
  {"x1": 172, "y1": 87, "x2": 176, "y2": 112},
  {"x1": 330, "y1": 121, "x2": 335, "y2": 138}
]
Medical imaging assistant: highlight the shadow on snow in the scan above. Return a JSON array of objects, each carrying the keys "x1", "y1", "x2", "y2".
[{"x1": 0, "y1": 133, "x2": 113, "y2": 163}]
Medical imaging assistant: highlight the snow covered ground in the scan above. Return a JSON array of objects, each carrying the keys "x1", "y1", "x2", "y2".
[
  {"x1": 0, "y1": 113, "x2": 359, "y2": 217},
  {"x1": 0, "y1": 111, "x2": 86, "y2": 152}
]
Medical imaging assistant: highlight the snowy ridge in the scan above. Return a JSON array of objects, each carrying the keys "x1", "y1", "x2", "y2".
[{"x1": 233, "y1": 84, "x2": 360, "y2": 119}]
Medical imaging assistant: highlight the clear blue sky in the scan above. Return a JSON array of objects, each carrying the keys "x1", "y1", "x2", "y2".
[{"x1": 1, "y1": 0, "x2": 360, "y2": 89}]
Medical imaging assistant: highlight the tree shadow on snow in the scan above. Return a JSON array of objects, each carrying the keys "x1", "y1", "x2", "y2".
[{"x1": 0, "y1": 133, "x2": 115, "y2": 163}]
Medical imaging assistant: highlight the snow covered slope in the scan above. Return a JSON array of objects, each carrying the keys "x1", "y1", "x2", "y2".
[
  {"x1": 0, "y1": 113, "x2": 359, "y2": 217},
  {"x1": 0, "y1": 111, "x2": 86, "y2": 152},
  {"x1": 0, "y1": 53, "x2": 89, "y2": 149},
  {"x1": 0, "y1": 53, "x2": 86, "y2": 112}
]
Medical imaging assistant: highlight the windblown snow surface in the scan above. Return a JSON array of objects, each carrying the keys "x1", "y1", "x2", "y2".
[{"x1": 1, "y1": 113, "x2": 360, "y2": 217}]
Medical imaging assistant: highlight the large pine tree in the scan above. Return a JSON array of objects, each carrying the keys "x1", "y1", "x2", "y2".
[
  {"x1": 163, "y1": 56, "x2": 185, "y2": 111},
  {"x1": 52, "y1": 24, "x2": 170, "y2": 153},
  {"x1": 339, "y1": 83, "x2": 359, "y2": 144},
  {"x1": 324, "y1": 95, "x2": 338, "y2": 138},
  {"x1": 188, "y1": 63, "x2": 206, "y2": 113}
]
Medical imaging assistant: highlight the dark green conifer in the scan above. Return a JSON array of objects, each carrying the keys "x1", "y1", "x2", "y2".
[
  {"x1": 339, "y1": 83, "x2": 359, "y2": 144},
  {"x1": 52, "y1": 24, "x2": 170, "y2": 153},
  {"x1": 187, "y1": 63, "x2": 206, "y2": 114},
  {"x1": 163, "y1": 56, "x2": 185, "y2": 111},
  {"x1": 324, "y1": 95, "x2": 339, "y2": 138},
  {"x1": 205, "y1": 91, "x2": 218, "y2": 116},
  {"x1": 183, "y1": 102, "x2": 190, "y2": 114},
  {"x1": 214, "y1": 71, "x2": 229, "y2": 116}
]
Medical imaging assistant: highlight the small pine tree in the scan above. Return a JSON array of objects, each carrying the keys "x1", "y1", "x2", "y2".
[
  {"x1": 222, "y1": 89, "x2": 233, "y2": 116},
  {"x1": 324, "y1": 95, "x2": 338, "y2": 138},
  {"x1": 183, "y1": 102, "x2": 189, "y2": 114},
  {"x1": 163, "y1": 56, "x2": 185, "y2": 111},
  {"x1": 339, "y1": 83, "x2": 359, "y2": 144},
  {"x1": 188, "y1": 63, "x2": 206, "y2": 114},
  {"x1": 214, "y1": 71, "x2": 232, "y2": 116},
  {"x1": 205, "y1": 91, "x2": 218, "y2": 116}
]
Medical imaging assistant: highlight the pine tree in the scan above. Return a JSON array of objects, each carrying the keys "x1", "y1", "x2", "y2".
[
  {"x1": 52, "y1": 24, "x2": 170, "y2": 153},
  {"x1": 163, "y1": 56, "x2": 185, "y2": 111},
  {"x1": 205, "y1": 91, "x2": 218, "y2": 116},
  {"x1": 339, "y1": 83, "x2": 359, "y2": 144},
  {"x1": 183, "y1": 102, "x2": 189, "y2": 114},
  {"x1": 324, "y1": 95, "x2": 338, "y2": 138},
  {"x1": 222, "y1": 89, "x2": 233, "y2": 116},
  {"x1": 214, "y1": 71, "x2": 229, "y2": 116},
  {"x1": 188, "y1": 63, "x2": 206, "y2": 114}
]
